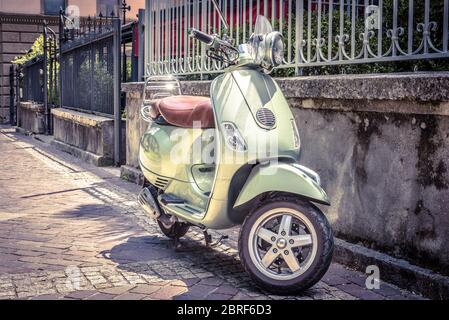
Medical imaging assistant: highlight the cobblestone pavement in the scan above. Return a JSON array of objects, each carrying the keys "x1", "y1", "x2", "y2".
[{"x1": 0, "y1": 127, "x2": 425, "y2": 300}]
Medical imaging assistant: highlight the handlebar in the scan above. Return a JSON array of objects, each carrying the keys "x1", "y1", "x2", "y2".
[
  {"x1": 189, "y1": 28, "x2": 214, "y2": 45},
  {"x1": 189, "y1": 28, "x2": 239, "y2": 64}
]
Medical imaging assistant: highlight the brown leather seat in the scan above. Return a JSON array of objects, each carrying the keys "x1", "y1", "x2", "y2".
[{"x1": 153, "y1": 96, "x2": 215, "y2": 129}]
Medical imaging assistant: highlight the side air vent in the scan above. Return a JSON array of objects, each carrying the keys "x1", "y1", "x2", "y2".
[
  {"x1": 154, "y1": 177, "x2": 171, "y2": 190},
  {"x1": 256, "y1": 108, "x2": 276, "y2": 128}
]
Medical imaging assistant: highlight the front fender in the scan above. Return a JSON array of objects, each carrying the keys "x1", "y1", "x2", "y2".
[{"x1": 233, "y1": 163, "x2": 330, "y2": 208}]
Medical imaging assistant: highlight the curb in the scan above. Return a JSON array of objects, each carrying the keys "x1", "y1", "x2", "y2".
[
  {"x1": 51, "y1": 139, "x2": 113, "y2": 167},
  {"x1": 120, "y1": 165, "x2": 145, "y2": 186},
  {"x1": 334, "y1": 238, "x2": 449, "y2": 300}
]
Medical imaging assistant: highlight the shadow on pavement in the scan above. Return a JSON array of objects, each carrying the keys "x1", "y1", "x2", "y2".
[{"x1": 104, "y1": 235, "x2": 311, "y2": 299}]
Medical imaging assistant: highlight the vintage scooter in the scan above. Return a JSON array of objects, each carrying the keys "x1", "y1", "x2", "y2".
[{"x1": 138, "y1": 12, "x2": 334, "y2": 293}]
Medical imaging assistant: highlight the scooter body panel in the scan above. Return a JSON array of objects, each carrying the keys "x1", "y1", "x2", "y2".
[
  {"x1": 139, "y1": 123, "x2": 211, "y2": 211},
  {"x1": 234, "y1": 162, "x2": 330, "y2": 208},
  {"x1": 195, "y1": 67, "x2": 302, "y2": 229}
]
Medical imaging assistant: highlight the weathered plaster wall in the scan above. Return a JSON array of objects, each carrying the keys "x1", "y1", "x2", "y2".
[
  {"x1": 295, "y1": 106, "x2": 449, "y2": 274},
  {"x1": 122, "y1": 73, "x2": 449, "y2": 273}
]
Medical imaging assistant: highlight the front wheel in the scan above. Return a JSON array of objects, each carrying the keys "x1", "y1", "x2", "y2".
[{"x1": 238, "y1": 197, "x2": 334, "y2": 294}]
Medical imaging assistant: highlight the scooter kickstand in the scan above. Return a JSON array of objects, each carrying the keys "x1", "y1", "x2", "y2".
[
  {"x1": 203, "y1": 230, "x2": 228, "y2": 248},
  {"x1": 210, "y1": 235, "x2": 228, "y2": 248}
]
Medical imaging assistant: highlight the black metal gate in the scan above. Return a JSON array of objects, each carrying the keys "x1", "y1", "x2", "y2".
[
  {"x1": 59, "y1": 15, "x2": 118, "y2": 116},
  {"x1": 59, "y1": 11, "x2": 122, "y2": 165},
  {"x1": 15, "y1": 22, "x2": 58, "y2": 135}
]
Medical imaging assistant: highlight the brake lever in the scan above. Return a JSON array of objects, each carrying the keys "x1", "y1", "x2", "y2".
[{"x1": 206, "y1": 51, "x2": 226, "y2": 64}]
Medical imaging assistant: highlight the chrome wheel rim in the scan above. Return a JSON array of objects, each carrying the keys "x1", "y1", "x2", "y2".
[{"x1": 248, "y1": 207, "x2": 318, "y2": 281}]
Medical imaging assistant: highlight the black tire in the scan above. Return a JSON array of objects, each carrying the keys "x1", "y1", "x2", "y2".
[
  {"x1": 238, "y1": 196, "x2": 334, "y2": 294},
  {"x1": 157, "y1": 220, "x2": 190, "y2": 239}
]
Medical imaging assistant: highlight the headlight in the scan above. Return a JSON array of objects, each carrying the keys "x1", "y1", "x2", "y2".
[
  {"x1": 222, "y1": 122, "x2": 247, "y2": 152},
  {"x1": 249, "y1": 31, "x2": 284, "y2": 68},
  {"x1": 266, "y1": 31, "x2": 284, "y2": 67}
]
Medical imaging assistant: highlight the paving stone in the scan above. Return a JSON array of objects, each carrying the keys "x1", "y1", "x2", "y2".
[
  {"x1": 376, "y1": 283, "x2": 406, "y2": 297},
  {"x1": 182, "y1": 278, "x2": 201, "y2": 287},
  {"x1": 130, "y1": 284, "x2": 162, "y2": 295},
  {"x1": 0, "y1": 291, "x2": 16, "y2": 298},
  {"x1": 113, "y1": 292, "x2": 146, "y2": 300},
  {"x1": 84, "y1": 293, "x2": 117, "y2": 300},
  {"x1": 214, "y1": 284, "x2": 240, "y2": 296},
  {"x1": 169, "y1": 280, "x2": 189, "y2": 287},
  {"x1": 176, "y1": 283, "x2": 215, "y2": 299},
  {"x1": 99, "y1": 285, "x2": 136, "y2": 295},
  {"x1": 93, "y1": 282, "x2": 114, "y2": 290},
  {"x1": 149, "y1": 285, "x2": 188, "y2": 299},
  {"x1": 322, "y1": 274, "x2": 352, "y2": 286},
  {"x1": 336, "y1": 283, "x2": 386, "y2": 300},
  {"x1": 64, "y1": 290, "x2": 97, "y2": 299},
  {"x1": 199, "y1": 277, "x2": 224, "y2": 287},
  {"x1": 30, "y1": 293, "x2": 63, "y2": 300}
]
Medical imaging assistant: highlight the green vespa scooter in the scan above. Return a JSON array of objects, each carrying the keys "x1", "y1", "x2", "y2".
[{"x1": 138, "y1": 14, "x2": 334, "y2": 294}]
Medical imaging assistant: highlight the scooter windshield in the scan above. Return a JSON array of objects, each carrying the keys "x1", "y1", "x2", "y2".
[
  {"x1": 253, "y1": 15, "x2": 273, "y2": 35},
  {"x1": 249, "y1": 15, "x2": 273, "y2": 64}
]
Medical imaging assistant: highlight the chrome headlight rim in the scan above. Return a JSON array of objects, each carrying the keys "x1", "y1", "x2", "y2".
[
  {"x1": 249, "y1": 31, "x2": 284, "y2": 69},
  {"x1": 266, "y1": 31, "x2": 284, "y2": 67}
]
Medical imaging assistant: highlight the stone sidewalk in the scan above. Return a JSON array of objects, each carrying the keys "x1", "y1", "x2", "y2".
[{"x1": 0, "y1": 127, "x2": 424, "y2": 300}]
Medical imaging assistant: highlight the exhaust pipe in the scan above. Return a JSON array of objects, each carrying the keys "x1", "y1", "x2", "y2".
[{"x1": 138, "y1": 187, "x2": 175, "y2": 227}]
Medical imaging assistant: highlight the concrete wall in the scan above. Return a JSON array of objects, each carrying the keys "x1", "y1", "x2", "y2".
[
  {"x1": 51, "y1": 108, "x2": 118, "y2": 166},
  {"x1": 122, "y1": 73, "x2": 449, "y2": 273},
  {"x1": 17, "y1": 101, "x2": 45, "y2": 134}
]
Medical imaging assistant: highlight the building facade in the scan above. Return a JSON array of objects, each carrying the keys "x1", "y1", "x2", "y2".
[{"x1": 0, "y1": 0, "x2": 144, "y2": 123}]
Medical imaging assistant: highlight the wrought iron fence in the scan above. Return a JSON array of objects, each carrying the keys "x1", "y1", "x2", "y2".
[
  {"x1": 22, "y1": 58, "x2": 44, "y2": 103},
  {"x1": 17, "y1": 22, "x2": 58, "y2": 134},
  {"x1": 60, "y1": 14, "x2": 116, "y2": 116},
  {"x1": 145, "y1": 0, "x2": 449, "y2": 76}
]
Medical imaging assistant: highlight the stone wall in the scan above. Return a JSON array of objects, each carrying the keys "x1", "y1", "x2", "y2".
[
  {"x1": 121, "y1": 73, "x2": 449, "y2": 273},
  {"x1": 51, "y1": 108, "x2": 126, "y2": 167},
  {"x1": 17, "y1": 101, "x2": 45, "y2": 134}
]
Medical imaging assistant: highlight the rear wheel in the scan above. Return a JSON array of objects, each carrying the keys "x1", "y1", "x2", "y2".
[
  {"x1": 157, "y1": 220, "x2": 190, "y2": 239},
  {"x1": 238, "y1": 196, "x2": 334, "y2": 294}
]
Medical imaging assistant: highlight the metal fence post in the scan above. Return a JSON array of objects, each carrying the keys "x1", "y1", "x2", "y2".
[
  {"x1": 16, "y1": 67, "x2": 21, "y2": 127},
  {"x1": 113, "y1": 17, "x2": 122, "y2": 166},
  {"x1": 138, "y1": 8, "x2": 145, "y2": 81},
  {"x1": 43, "y1": 22, "x2": 50, "y2": 135},
  {"x1": 9, "y1": 65, "x2": 15, "y2": 126},
  {"x1": 59, "y1": 9, "x2": 64, "y2": 109}
]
